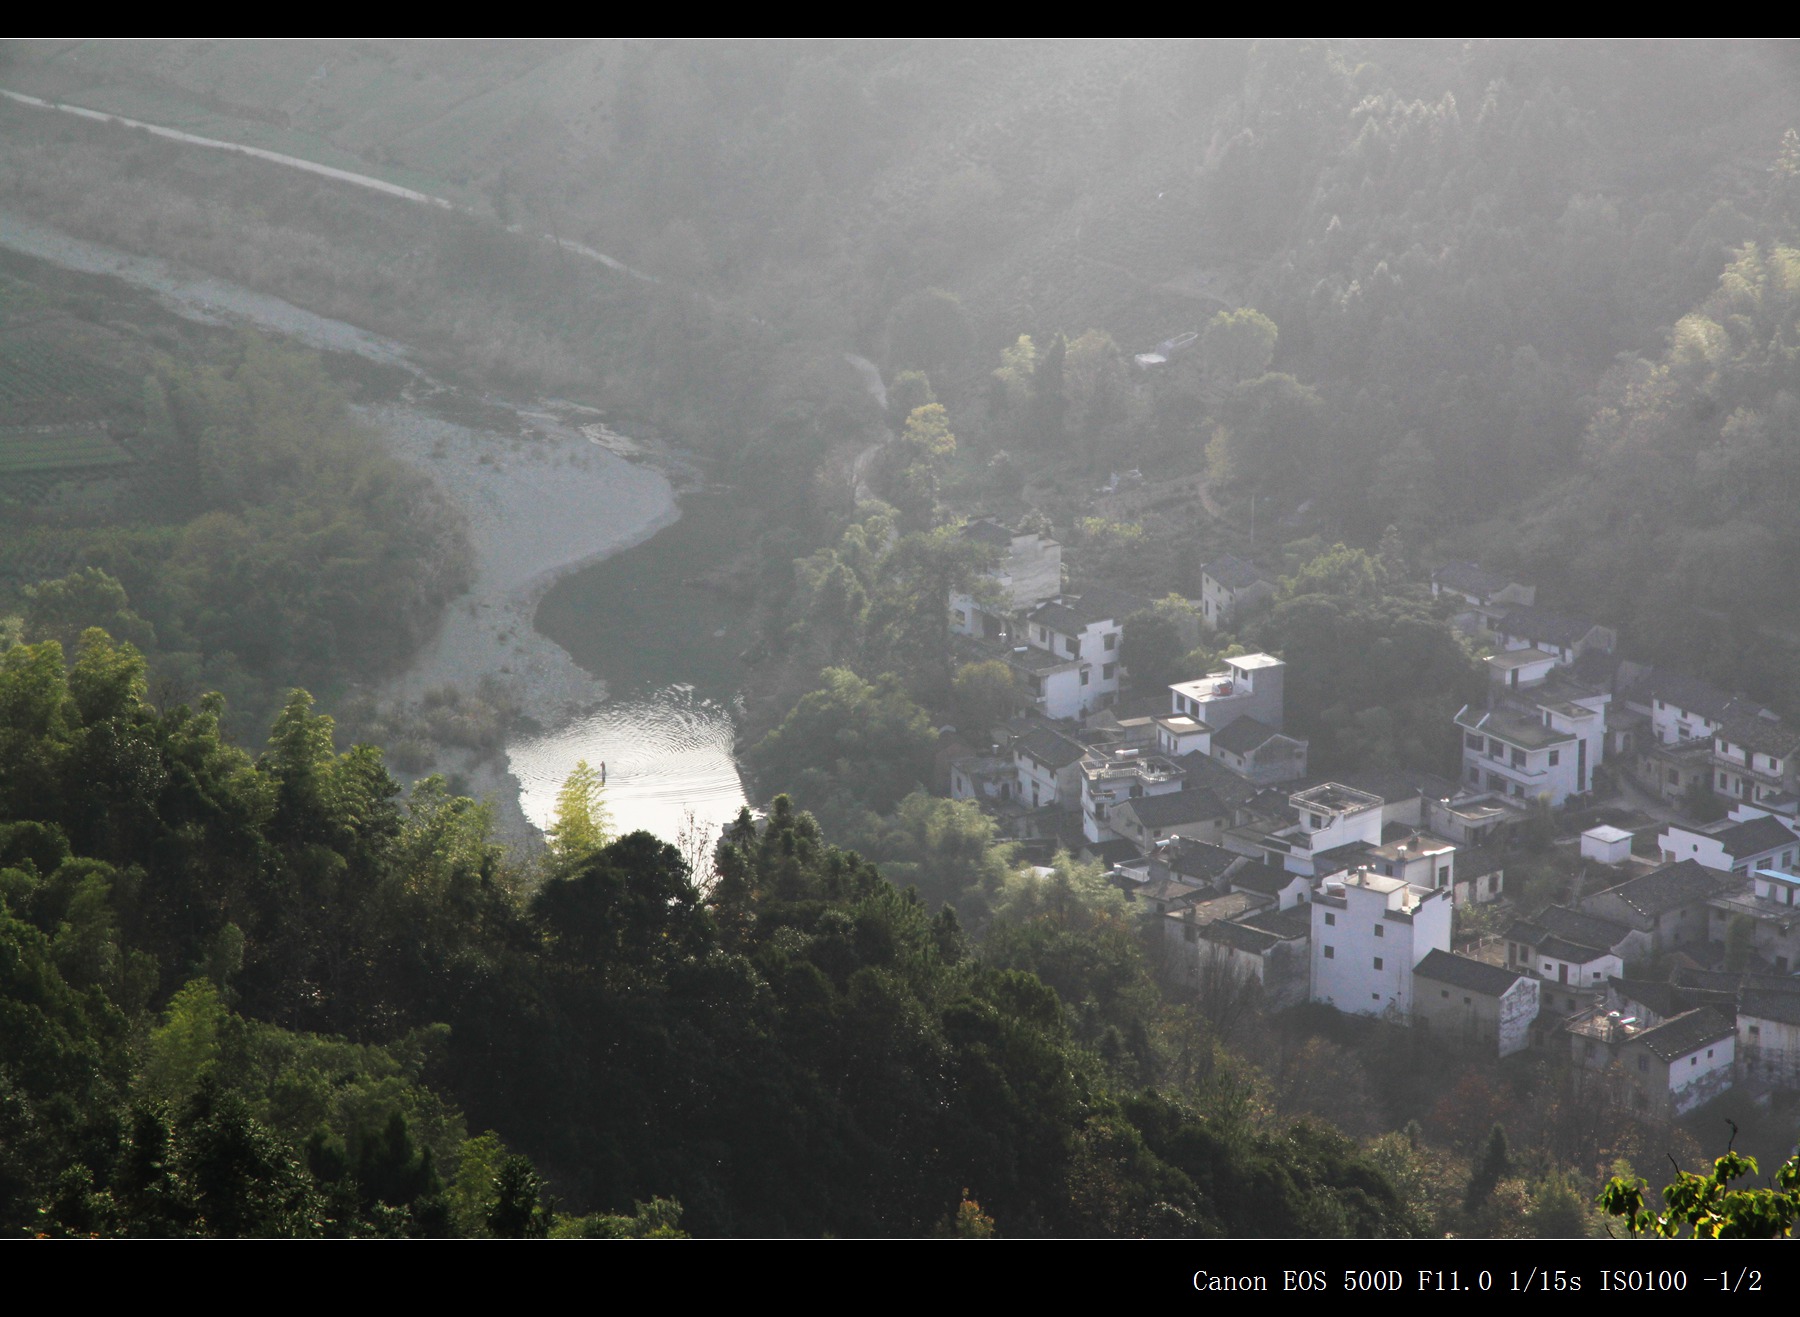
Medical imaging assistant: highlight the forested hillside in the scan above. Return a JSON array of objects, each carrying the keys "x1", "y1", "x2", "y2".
[
  {"x1": 11, "y1": 39, "x2": 1794, "y2": 706},
  {"x1": 0, "y1": 637, "x2": 1421, "y2": 1236}
]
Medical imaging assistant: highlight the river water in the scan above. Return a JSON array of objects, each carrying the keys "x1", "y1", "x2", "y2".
[{"x1": 0, "y1": 210, "x2": 747, "y2": 851}]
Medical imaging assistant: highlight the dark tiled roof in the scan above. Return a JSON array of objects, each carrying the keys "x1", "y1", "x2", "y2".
[
  {"x1": 1176, "y1": 753, "x2": 1260, "y2": 807},
  {"x1": 1223, "y1": 857, "x2": 1301, "y2": 897},
  {"x1": 961, "y1": 518, "x2": 1015, "y2": 547},
  {"x1": 1506, "y1": 918, "x2": 1547, "y2": 944},
  {"x1": 1202, "y1": 919, "x2": 1281, "y2": 953},
  {"x1": 1236, "y1": 903, "x2": 1312, "y2": 939},
  {"x1": 1157, "y1": 838, "x2": 1242, "y2": 885},
  {"x1": 1204, "y1": 554, "x2": 1271, "y2": 591},
  {"x1": 1335, "y1": 766, "x2": 1460, "y2": 805},
  {"x1": 1609, "y1": 977, "x2": 1687, "y2": 1021},
  {"x1": 1014, "y1": 726, "x2": 1087, "y2": 771},
  {"x1": 1537, "y1": 935, "x2": 1614, "y2": 965},
  {"x1": 1493, "y1": 605, "x2": 1603, "y2": 649},
  {"x1": 1033, "y1": 587, "x2": 1151, "y2": 632},
  {"x1": 1586, "y1": 860, "x2": 1727, "y2": 922},
  {"x1": 1540, "y1": 905, "x2": 1634, "y2": 952},
  {"x1": 1632, "y1": 1007, "x2": 1735, "y2": 1062},
  {"x1": 1635, "y1": 669, "x2": 1745, "y2": 724},
  {"x1": 1741, "y1": 987, "x2": 1800, "y2": 1027},
  {"x1": 1716, "y1": 712, "x2": 1800, "y2": 758},
  {"x1": 1415, "y1": 949, "x2": 1528, "y2": 996},
  {"x1": 1432, "y1": 561, "x2": 1515, "y2": 598},
  {"x1": 1084, "y1": 838, "x2": 1142, "y2": 866},
  {"x1": 1713, "y1": 815, "x2": 1799, "y2": 861},
  {"x1": 1120, "y1": 789, "x2": 1228, "y2": 829},
  {"x1": 1212, "y1": 715, "x2": 1281, "y2": 755}
]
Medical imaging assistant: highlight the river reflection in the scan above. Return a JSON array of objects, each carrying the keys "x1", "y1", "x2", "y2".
[
  {"x1": 509, "y1": 487, "x2": 754, "y2": 850},
  {"x1": 508, "y1": 684, "x2": 746, "y2": 853}
]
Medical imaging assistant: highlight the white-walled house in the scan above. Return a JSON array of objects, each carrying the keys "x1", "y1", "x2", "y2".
[
  {"x1": 1110, "y1": 788, "x2": 1232, "y2": 855},
  {"x1": 1739, "y1": 987, "x2": 1800, "y2": 1089},
  {"x1": 1012, "y1": 725, "x2": 1088, "y2": 811},
  {"x1": 949, "y1": 520, "x2": 1061, "y2": 640},
  {"x1": 1708, "y1": 868, "x2": 1800, "y2": 976},
  {"x1": 1412, "y1": 951, "x2": 1539, "y2": 1057},
  {"x1": 1568, "y1": 1007, "x2": 1735, "y2": 1119},
  {"x1": 1430, "y1": 562, "x2": 1535, "y2": 633},
  {"x1": 1199, "y1": 555, "x2": 1276, "y2": 630},
  {"x1": 1169, "y1": 653, "x2": 1287, "y2": 734},
  {"x1": 1455, "y1": 697, "x2": 1603, "y2": 807},
  {"x1": 1079, "y1": 748, "x2": 1186, "y2": 844},
  {"x1": 1490, "y1": 605, "x2": 1615, "y2": 668},
  {"x1": 1019, "y1": 594, "x2": 1129, "y2": 717},
  {"x1": 1505, "y1": 904, "x2": 1631, "y2": 1006},
  {"x1": 1309, "y1": 871, "x2": 1452, "y2": 1019},
  {"x1": 1711, "y1": 716, "x2": 1800, "y2": 814},
  {"x1": 1658, "y1": 811, "x2": 1799, "y2": 877},
  {"x1": 1272, "y1": 782, "x2": 1386, "y2": 876}
]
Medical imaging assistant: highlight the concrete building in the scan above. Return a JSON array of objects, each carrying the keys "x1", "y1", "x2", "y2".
[
  {"x1": 1412, "y1": 950, "x2": 1539, "y2": 1057},
  {"x1": 1454, "y1": 653, "x2": 1610, "y2": 807},
  {"x1": 949, "y1": 520, "x2": 1061, "y2": 640},
  {"x1": 1568, "y1": 1006, "x2": 1736, "y2": 1118},
  {"x1": 1199, "y1": 555, "x2": 1276, "y2": 630},
  {"x1": 1309, "y1": 870, "x2": 1452, "y2": 1019},
  {"x1": 1012, "y1": 725, "x2": 1087, "y2": 811},
  {"x1": 1019, "y1": 593, "x2": 1130, "y2": 717},
  {"x1": 1169, "y1": 653, "x2": 1286, "y2": 735},
  {"x1": 1078, "y1": 748, "x2": 1186, "y2": 844},
  {"x1": 1658, "y1": 811, "x2": 1799, "y2": 876}
]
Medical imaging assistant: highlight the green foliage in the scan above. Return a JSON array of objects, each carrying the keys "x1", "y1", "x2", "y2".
[
  {"x1": 951, "y1": 659, "x2": 1017, "y2": 736},
  {"x1": 552, "y1": 1196, "x2": 688, "y2": 1238},
  {"x1": 747, "y1": 668, "x2": 936, "y2": 825},
  {"x1": 1254, "y1": 570, "x2": 1478, "y2": 773},
  {"x1": 992, "y1": 334, "x2": 1037, "y2": 409},
  {"x1": 1599, "y1": 1149, "x2": 1800, "y2": 1239},
  {"x1": 547, "y1": 759, "x2": 612, "y2": 860},
  {"x1": 1463, "y1": 1122, "x2": 1511, "y2": 1211},
  {"x1": 1200, "y1": 308, "x2": 1278, "y2": 385}
]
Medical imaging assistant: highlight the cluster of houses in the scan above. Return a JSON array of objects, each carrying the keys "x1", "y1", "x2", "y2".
[{"x1": 939, "y1": 528, "x2": 1800, "y2": 1120}]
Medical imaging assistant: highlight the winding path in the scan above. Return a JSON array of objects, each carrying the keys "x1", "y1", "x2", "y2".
[{"x1": 0, "y1": 87, "x2": 660, "y2": 283}]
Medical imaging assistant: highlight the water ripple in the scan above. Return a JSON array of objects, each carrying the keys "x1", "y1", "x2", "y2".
[{"x1": 507, "y1": 685, "x2": 747, "y2": 853}]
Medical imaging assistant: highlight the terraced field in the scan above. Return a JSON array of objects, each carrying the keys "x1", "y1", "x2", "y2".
[
  {"x1": 0, "y1": 333, "x2": 136, "y2": 422},
  {"x1": 0, "y1": 424, "x2": 133, "y2": 473}
]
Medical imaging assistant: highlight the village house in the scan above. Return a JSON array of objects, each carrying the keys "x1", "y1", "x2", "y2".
[
  {"x1": 1078, "y1": 746, "x2": 1186, "y2": 844},
  {"x1": 1208, "y1": 715, "x2": 1309, "y2": 785},
  {"x1": 1708, "y1": 866, "x2": 1800, "y2": 975},
  {"x1": 1110, "y1": 788, "x2": 1232, "y2": 855},
  {"x1": 1580, "y1": 859, "x2": 1739, "y2": 960},
  {"x1": 1195, "y1": 904, "x2": 1314, "y2": 1008},
  {"x1": 1429, "y1": 561, "x2": 1535, "y2": 634},
  {"x1": 1014, "y1": 590, "x2": 1137, "y2": 718},
  {"x1": 1505, "y1": 904, "x2": 1631, "y2": 1010},
  {"x1": 1199, "y1": 554, "x2": 1276, "y2": 631},
  {"x1": 1658, "y1": 810, "x2": 1799, "y2": 877},
  {"x1": 1566, "y1": 1006, "x2": 1736, "y2": 1119},
  {"x1": 1453, "y1": 650, "x2": 1611, "y2": 808},
  {"x1": 1011, "y1": 725, "x2": 1087, "y2": 811},
  {"x1": 948, "y1": 750, "x2": 1015, "y2": 805},
  {"x1": 1309, "y1": 870, "x2": 1452, "y2": 1019},
  {"x1": 1237, "y1": 781, "x2": 1387, "y2": 877},
  {"x1": 1489, "y1": 604, "x2": 1616, "y2": 669},
  {"x1": 1711, "y1": 714, "x2": 1800, "y2": 816},
  {"x1": 949, "y1": 519, "x2": 1062, "y2": 641},
  {"x1": 1739, "y1": 984, "x2": 1800, "y2": 1089},
  {"x1": 1412, "y1": 950, "x2": 1539, "y2": 1057},
  {"x1": 1169, "y1": 653, "x2": 1287, "y2": 734}
]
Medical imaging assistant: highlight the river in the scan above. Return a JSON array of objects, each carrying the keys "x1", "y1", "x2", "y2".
[{"x1": 0, "y1": 210, "x2": 748, "y2": 851}]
